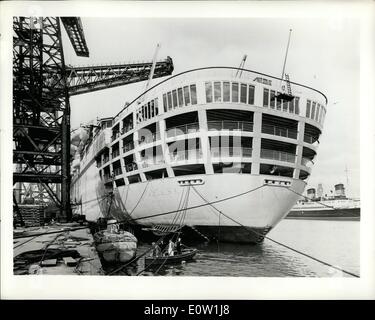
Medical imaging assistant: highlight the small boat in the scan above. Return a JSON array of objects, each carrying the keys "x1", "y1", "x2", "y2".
[
  {"x1": 144, "y1": 248, "x2": 198, "y2": 266},
  {"x1": 94, "y1": 220, "x2": 137, "y2": 263}
]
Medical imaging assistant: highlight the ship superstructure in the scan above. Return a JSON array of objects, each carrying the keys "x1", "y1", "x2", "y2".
[{"x1": 71, "y1": 67, "x2": 327, "y2": 243}]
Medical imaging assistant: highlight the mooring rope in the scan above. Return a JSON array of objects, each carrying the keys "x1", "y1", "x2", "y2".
[
  {"x1": 128, "y1": 180, "x2": 150, "y2": 216},
  {"x1": 136, "y1": 186, "x2": 191, "y2": 276},
  {"x1": 110, "y1": 187, "x2": 189, "y2": 275},
  {"x1": 191, "y1": 185, "x2": 359, "y2": 278}
]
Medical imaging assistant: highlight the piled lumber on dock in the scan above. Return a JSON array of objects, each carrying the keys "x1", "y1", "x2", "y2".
[{"x1": 16, "y1": 205, "x2": 45, "y2": 227}]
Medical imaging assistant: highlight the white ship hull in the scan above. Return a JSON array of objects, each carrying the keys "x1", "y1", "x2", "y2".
[{"x1": 72, "y1": 167, "x2": 305, "y2": 242}]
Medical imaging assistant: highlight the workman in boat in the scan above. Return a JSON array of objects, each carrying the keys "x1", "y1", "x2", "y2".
[
  {"x1": 167, "y1": 239, "x2": 175, "y2": 256},
  {"x1": 175, "y1": 237, "x2": 182, "y2": 255},
  {"x1": 151, "y1": 242, "x2": 161, "y2": 257}
]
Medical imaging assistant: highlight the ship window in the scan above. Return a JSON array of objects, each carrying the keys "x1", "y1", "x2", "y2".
[
  {"x1": 263, "y1": 88, "x2": 269, "y2": 107},
  {"x1": 282, "y1": 99, "x2": 288, "y2": 112},
  {"x1": 173, "y1": 164, "x2": 206, "y2": 176},
  {"x1": 241, "y1": 162, "x2": 252, "y2": 174},
  {"x1": 299, "y1": 170, "x2": 309, "y2": 180},
  {"x1": 172, "y1": 90, "x2": 178, "y2": 108},
  {"x1": 240, "y1": 83, "x2": 247, "y2": 103},
  {"x1": 306, "y1": 100, "x2": 311, "y2": 118},
  {"x1": 260, "y1": 164, "x2": 294, "y2": 177},
  {"x1": 288, "y1": 100, "x2": 295, "y2": 114},
  {"x1": 148, "y1": 102, "x2": 152, "y2": 119},
  {"x1": 167, "y1": 92, "x2": 173, "y2": 110},
  {"x1": 311, "y1": 102, "x2": 316, "y2": 119},
  {"x1": 205, "y1": 82, "x2": 213, "y2": 103},
  {"x1": 151, "y1": 100, "x2": 155, "y2": 117},
  {"x1": 190, "y1": 84, "x2": 197, "y2": 105},
  {"x1": 213, "y1": 162, "x2": 252, "y2": 174},
  {"x1": 178, "y1": 87, "x2": 184, "y2": 107},
  {"x1": 276, "y1": 92, "x2": 282, "y2": 110},
  {"x1": 141, "y1": 105, "x2": 145, "y2": 120},
  {"x1": 315, "y1": 104, "x2": 320, "y2": 121},
  {"x1": 184, "y1": 86, "x2": 191, "y2": 105},
  {"x1": 115, "y1": 178, "x2": 125, "y2": 187},
  {"x1": 270, "y1": 90, "x2": 276, "y2": 109},
  {"x1": 223, "y1": 82, "x2": 230, "y2": 102},
  {"x1": 248, "y1": 85, "x2": 255, "y2": 105},
  {"x1": 318, "y1": 105, "x2": 324, "y2": 123},
  {"x1": 128, "y1": 174, "x2": 141, "y2": 184},
  {"x1": 144, "y1": 102, "x2": 148, "y2": 119},
  {"x1": 163, "y1": 94, "x2": 167, "y2": 113},
  {"x1": 136, "y1": 110, "x2": 142, "y2": 124},
  {"x1": 214, "y1": 82, "x2": 222, "y2": 102},
  {"x1": 145, "y1": 169, "x2": 168, "y2": 180},
  {"x1": 155, "y1": 98, "x2": 159, "y2": 116},
  {"x1": 294, "y1": 97, "x2": 300, "y2": 114},
  {"x1": 232, "y1": 82, "x2": 239, "y2": 103}
]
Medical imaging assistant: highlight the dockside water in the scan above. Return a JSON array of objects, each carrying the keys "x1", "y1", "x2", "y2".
[{"x1": 108, "y1": 219, "x2": 360, "y2": 277}]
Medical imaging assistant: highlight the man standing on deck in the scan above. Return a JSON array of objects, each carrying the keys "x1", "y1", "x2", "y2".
[
  {"x1": 151, "y1": 242, "x2": 161, "y2": 257},
  {"x1": 175, "y1": 237, "x2": 182, "y2": 255},
  {"x1": 168, "y1": 239, "x2": 175, "y2": 256}
]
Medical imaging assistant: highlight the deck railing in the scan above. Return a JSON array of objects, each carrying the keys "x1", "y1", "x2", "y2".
[
  {"x1": 139, "y1": 131, "x2": 161, "y2": 145},
  {"x1": 111, "y1": 131, "x2": 120, "y2": 141},
  {"x1": 140, "y1": 157, "x2": 165, "y2": 168},
  {"x1": 125, "y1": 163, "x2": 138, "y2": 172},
  {"x1": 121, "y1": 125, "x2": 133, "y2": 135},
  {"x1": 123, "y1": 141, "x2": 134, "y2": 153},
  {"x1": 103, "y1": 174, "x2": 112, "y2": 182},
  {"x1": 304, "y1": 133, "x2": 319, "y2": 144},
  {"x1": 111, "y1": 149, "x2": 120, "y2": 159},
  {"x1": 260, "y1": 149, "x2": 296, "y2": 163},
  {"x1": 207, "y1": 121, "x2": 253, "y2": 132},
  {"x1": 113, "y1": 167, "x2": 122, "y2": 176},
  {"x1": 169, "y1": 149, "x2": 203, "y2": 162},
  {"x1": 301, "y1": 157, "x2": 314, "y2": 167},
  {"x1": 262, "y1": 124, "x2": 298, "y2": 139},
  {"x1": 210, "y1": 147, "x2": 253, "y2": 158},
  {"x1": 166, "y1": 123, "x2": 200, "y2": 138}
]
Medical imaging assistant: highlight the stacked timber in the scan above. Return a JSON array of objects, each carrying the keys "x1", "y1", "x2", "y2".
[{"x1": 16, "y1": 205, "x2": 45, "y2": 227}]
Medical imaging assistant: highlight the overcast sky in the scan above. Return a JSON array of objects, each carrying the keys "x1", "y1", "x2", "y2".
[{"x1": 64, "y1": 17, "x2": 360, "y2": 197}]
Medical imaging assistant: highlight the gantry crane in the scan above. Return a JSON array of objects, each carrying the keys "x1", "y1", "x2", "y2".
[{"x1": 13, "y1": 17, "x2": 174, "y2": 222}]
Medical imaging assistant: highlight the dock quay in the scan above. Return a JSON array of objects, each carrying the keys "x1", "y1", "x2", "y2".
[{"x1": 13, "y1": 223, "x2": 103, "y2": 275}]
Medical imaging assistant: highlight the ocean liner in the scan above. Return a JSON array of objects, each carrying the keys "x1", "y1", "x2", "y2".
[
  {"x1": 70, "y1": 65, "x2": 327, "y2": 243},
  {"x1": 287, "y1": 183, "x2": 360, "y2": 220}
]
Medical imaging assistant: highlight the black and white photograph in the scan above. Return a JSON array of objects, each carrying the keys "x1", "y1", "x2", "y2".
[{"x1": 1, "y1": 1, "x2": 374, "y2": 300}]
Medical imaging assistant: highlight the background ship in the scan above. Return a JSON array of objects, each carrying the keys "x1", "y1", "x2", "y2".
[{"x1": 287, "y1": 183, "x2": 360, "y2": 220}]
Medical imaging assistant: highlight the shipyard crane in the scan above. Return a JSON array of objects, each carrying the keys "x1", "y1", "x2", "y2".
[{"x1": 13, "y1": 17, "x2": 174, "y2": 221}]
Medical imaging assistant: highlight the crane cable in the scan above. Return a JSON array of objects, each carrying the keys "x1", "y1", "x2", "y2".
[{"x1": 190, "y1": 185, "x2": 359, "y2": 278}]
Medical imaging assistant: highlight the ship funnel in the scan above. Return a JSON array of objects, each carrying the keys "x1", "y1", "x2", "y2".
[
  {"x1": 334, "y1": 183, "x2": 346, "y2": 199},
  {"x1": 307, "y1": 188, "x2": 316, "y2": 200},
  {"x1": 317, "y1": 183, "x2": 323, "y2": 199}
]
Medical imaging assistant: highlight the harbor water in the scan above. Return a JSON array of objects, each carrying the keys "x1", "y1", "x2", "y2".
[{"x1": 109, "y1": 219, "x2": 360, "y2": 277}]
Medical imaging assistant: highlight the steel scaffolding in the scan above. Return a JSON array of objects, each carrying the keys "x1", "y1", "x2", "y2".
[{"x1": 13, "y1": 16, "x2": 174, "y2": 222}]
